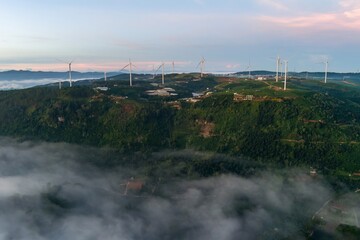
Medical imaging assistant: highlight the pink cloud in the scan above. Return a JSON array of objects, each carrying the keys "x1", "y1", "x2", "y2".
[
  {"x1": 344, "y1": 8, "x2": 360, "y2": 18},
  {"x1": 258, "y1": 10, "x2": 360, "y2": 31},
  {"x1": 260, "y1": 14, "x2": 335, "y2": 28}
]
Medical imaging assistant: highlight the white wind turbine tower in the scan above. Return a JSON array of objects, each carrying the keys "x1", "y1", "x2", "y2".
[
  {"x1": 162, "y1": 62, "x2": 165, "y2": 84},
  {"x1": 152, "y1": 64, "x2": 156, "y2": 79},
  {"x1": 172, "y1": 61, "x2": 175, "y2": 74},
  {"x1": 197, "y1": 57, "x2": 205, "y2": 78},
  {"x1": 283, "y1": 60, "x2": 288, "y2": 90},
  {"x1": 276, "y1": 56, "x2": 281, "y2": 82},
  {"x1": 246, "y1": 59, "x2": 252, "y2": 79},
  {"x1": 155, "y1": 62, "x2": 165, "y2": 85},
  {"x1": 68, "y1": 61, "x2": 74, "y2": 87},
  {"x1": 104, "y1": 71, "x2": 107, "y2": 81},
  {"x1": 120, "y1": 59, "x2": 134, "y2": 86},
  {"x1": 324, "y1": 60, "x2": 328, "y2": 84}
]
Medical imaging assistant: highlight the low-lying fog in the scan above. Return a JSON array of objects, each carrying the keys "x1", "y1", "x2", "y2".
[
  {"x1": 0, "y1": 79, "x2": 65, "y2": 90},
  {"x1": 0, "y1": 78, "x2": 93, "y2": 90},
  {"x1": 0, "y1": 137, "x2": 349, "y2": 239}
]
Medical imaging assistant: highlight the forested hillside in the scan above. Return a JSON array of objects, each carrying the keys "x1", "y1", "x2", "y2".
[{"x1": 0, "y1": 76, "x2": 359, "y2": 186}]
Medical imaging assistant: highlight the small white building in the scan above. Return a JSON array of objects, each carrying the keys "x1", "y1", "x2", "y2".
[
  {"x1": 163, "y1": 87, "x2": 176, "y2": 92},
  {"x1": 94, "y1": 87, "x2": 109, "y2": 91},
  {"x1": 245, "y1": 95, "x2": 254, "y2": 101},
  {"x1": 146, "y1": 89, "x2": 171, "y2": 96}
]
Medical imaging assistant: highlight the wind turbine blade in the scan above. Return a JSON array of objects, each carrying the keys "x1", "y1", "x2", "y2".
[
  {"x1": 155, "y1": 65, "x2": 162, "y2": 74},
  {"x1": 196, "y1": 61, "x2": 202, "y2": 69},
  {"x1": 120, "y1": 64, "x2": 130, "y2": 71}
]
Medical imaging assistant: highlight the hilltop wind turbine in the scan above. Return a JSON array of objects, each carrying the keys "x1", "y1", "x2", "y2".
[
  {"x1": 283, "y1": 60, "x2": 288, "y2": 90},
  {"x1": 162, "y1": 63, "x2": 165, "y2": 84},
  {"x1": 120, "y1": 59, "x2": 134, "y2": 86},
  {"x1": 155, "y1": 62, "x2": 165, "y2": 85},
  {"x1": 104, "y1": 71, "x2": 107, "y2": 81},
  {"x1": 152, "y1": 64, "x2": 156, "y2": 79},
  {"x1": 55, "y1": 58, "x2": 75, "y2": 87},
  {"x1": 324, "y1": 60, "x2": 328, "y2": 84},
  {"x1": 68, "y1": 61, "x2": 73, "y2": 87},
  {"x1": 276, "y1": 56, "x2": 281, "y2": 82},
  {"x1": 197, "y1": 57, "x2": 205, "y2": 78},
  {"x1": 172, "y1": 61, "x2": 175, "y2": 74},
  {"x1": 246, "y1": 59, "x2": 252, "y2": 79}
]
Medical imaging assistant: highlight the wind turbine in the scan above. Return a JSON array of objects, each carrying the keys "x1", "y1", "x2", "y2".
[
  {"x1": 55, "y1": 58, "x2": 75, "y2": 88},
  {"x1": 197, "y1": 57, "x2": 205, "y2": 78},
  {"x1": 152, "y1": 64, "x2": 156, "y2": 79},
  {"x1": 63, "y1": 60, "x2": 74, "y2": 87},
  {"x1": 172, "y1": 61, "x2": 175, "y2": 74},
  {"x1": 120, "y1": 59, "x2": 134, "y2": 86},
  {"x1": 283, "y1": 60, "x2": 288, "y2": 90},
  {"x1": 68, "y1": 61, "x2": 73, "y2": 87},
  {"x1": 104, "y1": 71, "x2": 107, "y2": 81},
  {"x1": 246, "y1": 59, "x2": 252, "y2": 79},
  {"x1": 155, "y1": 62, "x2": 165, "y2": 85},
  {"x1": 324, "y1": 60, "x2": 328, "y2": 84},
  {"x1": 162, "y1": 62, "x2": 165, "y2": 84},
  {"x1": 276, "y1": 56, "x2": 281, "y2": 82}
]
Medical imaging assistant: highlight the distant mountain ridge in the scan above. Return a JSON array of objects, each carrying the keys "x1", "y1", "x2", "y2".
[
  {"x1": 2, "y1": 70, "x2": 360, "y2": 82},
  {"x1": 235, "y1": 71, "x2": 360, "y2": 81}
]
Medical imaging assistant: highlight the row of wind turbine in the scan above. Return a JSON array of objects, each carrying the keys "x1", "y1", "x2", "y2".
[
  {"x1": 58, "y1": 56, "x2": 293, "y2": 89},
  {"x1": 273, "y1": 56, "x2": 329, "y2": 91},
  {"x1": 56, "y1": 56, "x2": 329, "y2": 90},
  {"x1": 119, "y1": 57, "x2": 206, "y2": 87}
]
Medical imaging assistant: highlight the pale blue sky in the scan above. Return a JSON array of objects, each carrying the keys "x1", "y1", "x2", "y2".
[{"x1": 0, "y1": 0, "x2": 359, "y2": 72}]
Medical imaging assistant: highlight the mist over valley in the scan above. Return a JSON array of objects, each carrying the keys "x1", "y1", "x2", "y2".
[{"x1": 0, "y1": 138, "x2": 347, "y2": 239}]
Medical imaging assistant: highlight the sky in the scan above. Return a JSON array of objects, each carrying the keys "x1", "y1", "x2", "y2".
[{"x1": 0, "y1": 0, "x2": 360, "y2": 73}]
